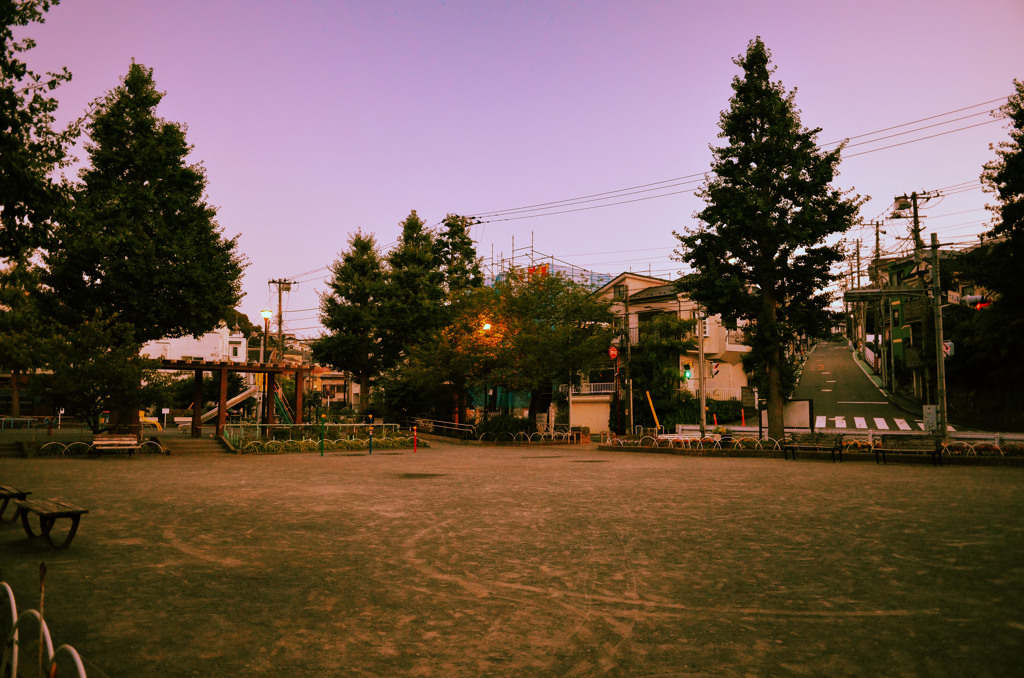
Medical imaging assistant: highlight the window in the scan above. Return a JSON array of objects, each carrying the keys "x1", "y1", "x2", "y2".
[{"x1": 232, "y1": 346, "x2": 239, "y2": 357}]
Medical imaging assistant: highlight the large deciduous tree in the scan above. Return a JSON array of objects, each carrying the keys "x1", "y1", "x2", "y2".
[
  {"x1": 947, "y1": 79, "x2": 1024, "y2": 425},
  {"x1": 0, "y1": 0, "x2": 70, "y2": 261},
  {"x1": 312, "y1": 231, "x2": 388, "y2": 412},
  {"x1": 976, "y1": 80, "x2": 1024, "y2": 336},
  {"x1": 43, "y1": 62, "x2": 245, "y2": 427},
  {"x1": 487, "y1": 268, "x2": 614, "y2": 424},
  {"x1": 674, "y1": 37, "x2": 861, "y2": 440},
  {"x1": 0, "y1": 261, "x2": 44, "y2": 415},
  {"x1": 46, "y1": 62, "x2": 245, "y2": 344}
]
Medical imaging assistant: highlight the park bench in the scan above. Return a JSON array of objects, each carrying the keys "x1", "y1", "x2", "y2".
[
  {"x1": 874, "y1": 434, "x2": 942, "y2": 465},
  {"x1": 784, "y1": 432, "x2": 842, "y2": 461},
  {"x1": 92, "y1": 433, "x2": 140, "y2": 455},
  {"x1": 14, "y1": 498, "x2": 89, "y2": 549},
  {"x1": 0, "y1": 485, "x2": 30, "y2": 523}
]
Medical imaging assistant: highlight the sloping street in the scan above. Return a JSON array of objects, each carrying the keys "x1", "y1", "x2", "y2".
[{"x1": 793, "y1": 341, "x2": 948, "y2": 432}]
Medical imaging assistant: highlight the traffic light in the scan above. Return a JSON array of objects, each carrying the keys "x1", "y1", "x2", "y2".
[
  {"x1": 683, "y1": 363, "x2": 692, "y2": 380},
  {"x1": 962, "y1": 294, "x2": 990, "y2": 310}
]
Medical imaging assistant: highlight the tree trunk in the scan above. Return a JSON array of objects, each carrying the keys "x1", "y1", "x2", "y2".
[
  {"x1": 528, "y1": 383, "x2": 554, "y2": 432},
  {"x1": 358, "y1": 373, "x2": 370, "y2": 412},
  {"x1": 10, "y1": 368, "x2": 21, "y2": 417},
  {"x1": 763, "y1": 291, "x2": 785, "y2": 441},
  {"x1": 454, "y1": 376, "x2": 467, "y2": 425}
]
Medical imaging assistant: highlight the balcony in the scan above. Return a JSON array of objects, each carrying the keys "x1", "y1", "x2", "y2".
[{"x1": 559, "y1": 382, "x2": 616, "y2": 396}]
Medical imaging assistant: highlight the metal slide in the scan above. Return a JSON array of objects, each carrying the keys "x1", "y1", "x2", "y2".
[{"x1": 199, "y1": 386, "x2": 260, "y2": 423}]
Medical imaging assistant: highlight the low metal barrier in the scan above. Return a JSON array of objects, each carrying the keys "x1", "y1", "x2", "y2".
[{"x1": 1, "y1": 581, "x2": 88, "y2": 678}]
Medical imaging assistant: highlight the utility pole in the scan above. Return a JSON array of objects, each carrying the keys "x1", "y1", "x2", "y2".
[
  {"x1": 269, "y1": 279, "x2": 293, "y2": 360},
  {"x1": 698, "y1": 310, "x2": 706, "y2": 438},
  {"x1": 873, "y1": 221, "x2": 888, "y2": 389},
  {"x1": 930, "y1": 234, "x2": 948, "y2": 442}
]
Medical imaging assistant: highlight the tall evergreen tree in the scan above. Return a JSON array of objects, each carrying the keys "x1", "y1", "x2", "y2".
[
  {"x1": 435, "y1": 214, "x2": 483, "y2": 297},
  {"x1": 674, "y1": 38, "x2": 861, "y2": 440},
  {"x1": 45, "y1": 62, "x2": 245, "y2": 344},
  {"x1": 0, "y1": 0, "x2": 70, "y2": 261},
  {"x1": 381, "y1": 210, "x2": 444, "y2": 353},
  {"x1": 312, "y1": 231, "x2": 387, "y2": 412}
]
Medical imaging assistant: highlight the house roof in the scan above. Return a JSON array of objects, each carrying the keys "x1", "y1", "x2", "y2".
[
  {"x1": 629, "y1": 283, "x2": 681, "y2": 302},
  {"x1": 593, "y1": 271, "x2": 673, "y2": 298}
]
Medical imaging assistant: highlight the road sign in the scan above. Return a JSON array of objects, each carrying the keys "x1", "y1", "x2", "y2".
[
  {"x1": 608, "y1": 346, "x2": 618, "y2": 360},
  {"x1": 709, "y1": 361, "x2": 720, "y2": 378},
  {"x1": 942, "y1": 340, "x2": 954, "y2": 358}
]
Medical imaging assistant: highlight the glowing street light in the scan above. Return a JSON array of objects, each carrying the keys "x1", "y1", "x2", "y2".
[{"x1": 260, "y1": 309, "x2": 272, "y2": 363}]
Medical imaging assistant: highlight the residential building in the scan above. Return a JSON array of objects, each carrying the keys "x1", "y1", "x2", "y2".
[
  {"x1": 561, "y1": 272, "x2": 752, "y2": 434},
  {"x1": 141, "y1": 323, "x2": 248, "y2": 363}
]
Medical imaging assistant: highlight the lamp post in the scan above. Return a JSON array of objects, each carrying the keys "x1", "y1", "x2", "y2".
[
  {"x1": 260, "y1": 309, "x2": 272, "y2": 425},
  {"x1": 260, "y1": 309, "x2": 272, "y2": 362}
]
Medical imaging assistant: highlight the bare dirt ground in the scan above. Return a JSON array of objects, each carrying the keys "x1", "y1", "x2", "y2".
[{"x1": 2, "y1": 442, "x2": 1023, "y2": 677}]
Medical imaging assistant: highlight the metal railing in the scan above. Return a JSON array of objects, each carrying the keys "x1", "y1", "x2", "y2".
[
  {"x1": 557, "y1": 382, "x2": 616, "y2": 396},
  {"x1": 222, "y1": 422, "x2": 400, "y2": 448},
  {"x1": 411, "y1": 418, "x2": 477, "y2": 438}
]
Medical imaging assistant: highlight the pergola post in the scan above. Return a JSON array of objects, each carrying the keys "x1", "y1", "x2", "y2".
[
  {"x1": 216, "y1": 366, "x2": 229, "y2": 436},
  {"x1": 191, "y1": 368, "x2": 204, "y2": 438},
  {"x1": 294, "y1": 368, "x2": 305, "y2": 425},
  {"x1": 267, "y1": 371, "x2": 277, "y2": 427}
]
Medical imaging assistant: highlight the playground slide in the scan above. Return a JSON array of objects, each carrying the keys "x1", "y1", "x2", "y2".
[{"x1": 199, "y1": 386, "x2": 260, "y2": 423}]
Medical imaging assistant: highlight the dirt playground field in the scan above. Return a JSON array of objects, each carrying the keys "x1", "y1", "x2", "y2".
[{"x1": 2, "y1": 442, "x2": 1023, "y2": 677}]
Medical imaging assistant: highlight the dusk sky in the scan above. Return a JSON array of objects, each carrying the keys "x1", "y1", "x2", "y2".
[{"x1": 20, "y1": 0, "x2": 1024, "y2": 340}]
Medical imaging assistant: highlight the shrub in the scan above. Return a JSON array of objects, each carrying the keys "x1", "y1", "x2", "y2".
[{"x1": 476, "y1": 414, "x2": 533, "y2": 439}]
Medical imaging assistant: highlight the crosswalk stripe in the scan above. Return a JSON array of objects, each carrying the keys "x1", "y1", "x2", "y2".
[{"x1": 813, "y1": 417, "x2": 958, "y2": 431}]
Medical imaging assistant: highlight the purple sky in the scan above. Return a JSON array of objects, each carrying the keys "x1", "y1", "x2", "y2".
[{"x1": 20, "y1": 0, "x2": 1024, "y2": 339}]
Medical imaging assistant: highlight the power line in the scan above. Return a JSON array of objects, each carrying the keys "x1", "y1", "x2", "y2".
[{"x1": 469, "y1": 96, "x2": 1010, "y2": 224}]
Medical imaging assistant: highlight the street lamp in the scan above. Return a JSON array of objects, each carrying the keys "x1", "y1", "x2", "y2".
[
  {"x1": 260, "y1": 308, "x2": 272, "y2": 426},
  {"x1": 260, "y1": 309, "x2": 272, "y2": 363}
]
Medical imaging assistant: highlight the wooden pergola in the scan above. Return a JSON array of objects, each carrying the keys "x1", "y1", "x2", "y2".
[{"x1": 160, "y1": 359, "x2": 315, "y2": 437}]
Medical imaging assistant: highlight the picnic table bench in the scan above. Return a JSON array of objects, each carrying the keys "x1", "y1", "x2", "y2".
[
  {"x1": 784, "y1": 432, "x2": 842, "y2": 461},
  {"x1": 14, "y1": 498, "x2": 89, "y2": 549},
  {"x1": 92, "y1": 433, "x2": 141, "y2": 455},
  {"x1": 874, "y1": 434, "x2": 942, "y2": 465},
  {"x1": 0, "y1": 484, "x2": 30, "y2": 522}
]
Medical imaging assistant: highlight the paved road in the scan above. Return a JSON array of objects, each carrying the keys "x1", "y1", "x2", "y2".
[{"x1": 793, "y1": 341, "x2": 948, "y2": 432}]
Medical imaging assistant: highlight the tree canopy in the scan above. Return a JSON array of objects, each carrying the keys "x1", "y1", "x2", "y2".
[
  {"x1": 45, "y1": 62, "x2": 245, "y2": 345},
  {"x1": 0, "y1": 0, "x2": 71, "y2": 261},
  {"x1": 674, "y1": 37, "x2": 861, "y2": 439},
  {"x1": 312, "y1": 231, "x2": 388, "y2": 412},
  {"x1": 944, "y1": 79, "x2": 1024, "y2": 426}
]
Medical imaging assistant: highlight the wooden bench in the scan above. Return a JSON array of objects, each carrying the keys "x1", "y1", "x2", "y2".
[
  {"x1": 784, "y1": 432, "x2": 842, "y2": 461},
  {"x1": 92, "y1": 433, "x2": 141, "y2": 455},
  {"x1": 0, "y1": 484, "x2": 30, "y2": 523},
  {"x1": 14, "y1": 498, "x2": 89, "y2": 549},
  {"x1": 874, "y1": 434, "x2": 941, "y2": 465}
]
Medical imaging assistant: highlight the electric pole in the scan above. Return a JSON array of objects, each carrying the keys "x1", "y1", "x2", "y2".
[
  {"x1": 269, "y1": 278, "x2": 293, "y2": 360},
  {"x1": 930, "y1": 234, "x2": 948, "y2": 442}
]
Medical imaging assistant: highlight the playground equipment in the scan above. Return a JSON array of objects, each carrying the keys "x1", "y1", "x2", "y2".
[{"x1": 176, "y1": 386, "x2": 260, "y2": 429}]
